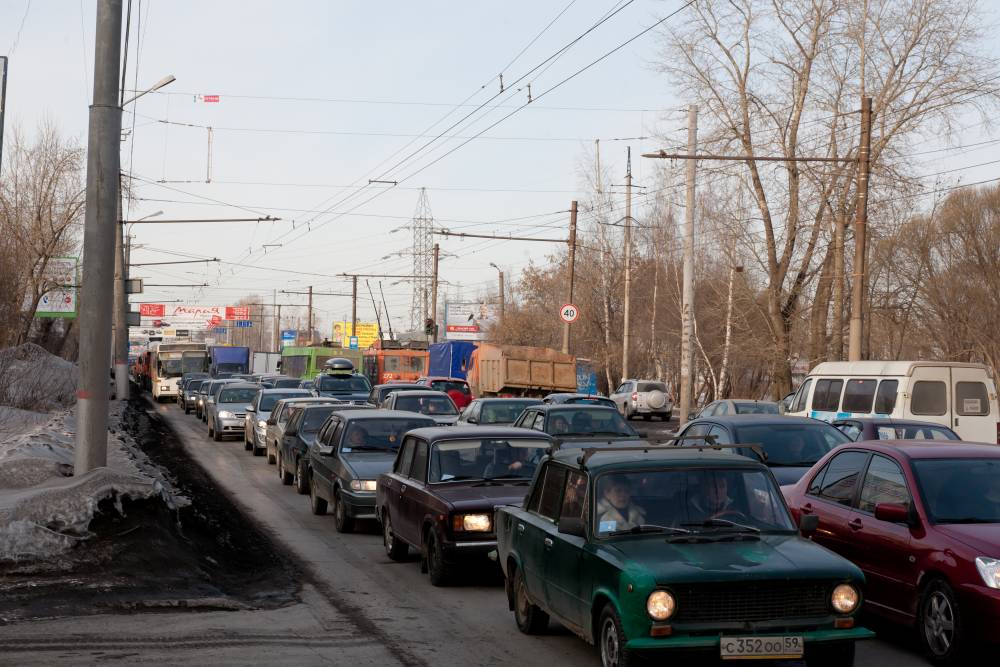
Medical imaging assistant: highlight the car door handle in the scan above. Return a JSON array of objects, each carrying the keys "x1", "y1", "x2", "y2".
[
  {"x1": 517, "y1": 523, "x2": 525, "y2": 534},
  {"x1": 848, "y1": 518, "x2": 863, "y2": 531},
  {"x1": 800, "y1": 503, "x2": 813, "y2": 515},
  {"x1": 400, "y1": 484, "x2": 407, "y2": 494},
  {"x1": 543, "y1": 537, "x2": 553, "y2": 548}
]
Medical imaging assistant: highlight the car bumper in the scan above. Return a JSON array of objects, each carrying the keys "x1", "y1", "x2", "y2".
[
  {"x1": 441, "y1": 539, "x2": 498, "y2": 563},
  {"x1": 959, "y1": 583, "x2": 1000, "y2": 640},
  {"x1": 632, "y1": 405, "x2": 673, "y2": 414},
  {"x1": 217, "y1": 418, "x2": 245, "y2": 435},
  {"x1": 341, "y1": 491, "x2": 377, "y2": 520},
  {"x1": 625, "y1": 627, "x2": 873, "y2": 651}
]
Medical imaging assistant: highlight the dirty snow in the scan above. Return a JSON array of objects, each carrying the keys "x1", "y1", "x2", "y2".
[{"x1": 0, "y1": 344, "x2": 186, "y2": 561}]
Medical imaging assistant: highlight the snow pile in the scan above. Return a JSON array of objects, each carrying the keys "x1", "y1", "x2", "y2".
[{"x1": 0, "y1": 342, "x2": 78, "y2": 412}]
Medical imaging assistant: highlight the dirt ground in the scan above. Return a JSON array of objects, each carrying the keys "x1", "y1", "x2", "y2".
[{"x1": 0, "y1": 398, "x2": 302, "y2": 624}]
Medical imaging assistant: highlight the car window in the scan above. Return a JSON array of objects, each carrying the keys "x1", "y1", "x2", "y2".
[
  {"x1": 836, "y1": 422, "x2": 862, "y2": 441},
  {"x1": 218, "y1": 388, "x2": 258, "y2": 404},
  {"x1": 316, "y1": 419, "x2": 334, "y2": 445},
  {"x1": 817, "y1": 451, "x2": 869, "y2": 506},
  {"x1": 560, "y1": 470, "x2": 589, "y2": 522},
  {"x1": 736, "y1": 423, "x2": 850, "y2": 466},
  {"x1": 544, "y1": 408, "x2": 636, "y2": 437},
  {"x1": 637, "y1": 382, "x2": 666, "y2": 393},
  {"x1": 536, "y1": 465, "x2": 568, "y2": 521},
  {"x1": 315, "y1": 374, "x2": 372, "y2": 393},
  {"x1": 679, "y1": 422, "x2": 711, "y2": 444},
  {"x1": 430, "y1": 380, "x2": 470, "y2": 394},
  {"x1": 409, "y1": 440, "x2": 428, "y2": 482},
  {"x1": 911, "y1": 458, "x2": 1000, "y2": 524},
  {"x1": 341, "y1": 418, "x2": 431, "y2": 452},
  {"x1": 395, "y1": 438, "x2": 416, "y2": 474},
  {"x1": 530, "y1": 413, "x2": 546, "y2": 431},
  {"x1": 812, "y1": 379, "x2": 843, "y2": 412},
  {"x1": 911, "y1": 381, "x2": 947, "y2": 416},
  {"x1": 734, "y1": 402, "x2": 779, "y2": 415},
  {"x1": 429, "y1": 438, "x2": 548, "y2": 482},
  {"x1": 806, "y1": 461, "x2": 828, "y2": 497},
  {"x1": 614, "y1": 383, "x2": 629, "y2": 394},
  {"x1": 842, "y1": 379, "x2": 877, "y2": 413},
  {"x1": 481, "y1": 400, "x2": 539, "y2": 424},
  {"x1": 394, "y1": 394, "x2": 458, "y2": 416},
  {"x1": 707, "y1": 425, "x2": 732, "y2": 445},
  {"x1": 874, "y1": 380, "x2": 898, "y2": 414},
  {"x1": 259, "y1": 392, "x2": 306, "y2": 411},
  {"x1": 858, "y1": 455, "x2": 911, "y2": 514},
  {"x1": 715, "y1": 403, "x2": 729, "y2": 416},
  {"x1": 790, "y1": 379, "x2": 812, "y2": 413},
  {"x1": 955, "y1": 381, "x2": 989, "y2": 416},
  {"x1": 301, "y1": 407, "x2": 337, "y2": 434},
  {"x1": 700, "y1": 403, "x2": 717, "y2": 417}
]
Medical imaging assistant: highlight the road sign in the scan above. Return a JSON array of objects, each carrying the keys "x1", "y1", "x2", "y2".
[
  {"x1": 226, "y1": 306, "x2": 250, "y2": 320},
  {"x1": 348, "y1": 336, "x2": 359, "y2": 350},
  {"x1": 214, "y1": 327, "x2": 228, "y2": 334},
  {"x1": 200, "y1": 94, "x2": 220, "y2": 103},
  {"x1": 234, "y1": 320, "x2": 253, "y2": 328},
  {"x1": 281, "y1": 329, "x2": 296, "y2": 343},
  {"x1": 559, "y1": 303, "x2": 580, "y2": 324}
]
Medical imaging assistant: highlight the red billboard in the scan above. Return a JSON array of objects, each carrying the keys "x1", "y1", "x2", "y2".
[
  {"x1": 139, "y1": 303, "x2": 165, "y2": 317},
  {"x1": 225, "y1": 306, "x2": 250, "y2": 321}
]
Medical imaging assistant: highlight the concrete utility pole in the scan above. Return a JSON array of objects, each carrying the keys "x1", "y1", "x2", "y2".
[
  {"x1": 272, "y1": 289, "x2": 278, "y2": 351},
  {"x1": 307, "y1": 286, "x2": 313, "y2": 345},
  {"x1": 75, "y1": 0, "x2": 124, "y2": 476},
  {"x1": 561, "y1": 201, "x2": 578, "y2": 355},
  {"x1": 621, "y1": 148, "x2": 633, "y2": 381},
  {"x1": 431, "y1": 243, "x2": 440, "y2": 343},
  {"x1": 274, "y1": 304, "x2": 281, "y2": 352},
  {"x1": 848, "y1": 96, "x2": 873, "y2": 362},
  {"x1": 113, "y1": 176, "x2": 129, "y2": 400},
  {"x1": 490, "y1": 263, "x2": 505, "y2": 328},
  {"x1": 351, "y1": 275, "x2": 358, "y2": 343},
  {"x1": 679, "y1": 105, "x2": 698, "y2": 424},
  {"x1": 0, "y1": 56, "x2": 8, "y2": 177}
]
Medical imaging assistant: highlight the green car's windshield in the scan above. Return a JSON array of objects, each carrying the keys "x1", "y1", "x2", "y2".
[
  {"x1": 594, "y1": 468, "x2": 796, "y2": 537},
  {"x1": 430, "y1": 439, "x2": 550, "y2": 482},
  {"x1": 912, "y1": 458, "x2": 1000, "y2": 523}
]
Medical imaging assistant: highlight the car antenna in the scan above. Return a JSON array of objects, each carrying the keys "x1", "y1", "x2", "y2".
[{"x1": 378, "y1": 280, "x2": 395, "y2": 340}]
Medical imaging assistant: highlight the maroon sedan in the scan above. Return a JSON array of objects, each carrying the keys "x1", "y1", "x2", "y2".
[{"x1": 783, "y1": 441, "x2": 1000, "y2": 664}]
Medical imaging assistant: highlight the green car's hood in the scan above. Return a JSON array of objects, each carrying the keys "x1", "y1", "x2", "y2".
[{"x1": 604, "y1": 534, "x2": 862, "y2": 585}]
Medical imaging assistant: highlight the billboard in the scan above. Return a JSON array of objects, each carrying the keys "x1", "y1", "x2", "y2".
[
  {"x1": 36, "y1": 257, "x2": 78, "y2": 318},
  {"x1": 332, "y1": 321, "x2": 379, "y2": 350},
  {"x1": 139, "y1": 303, "x2": 165, "y2": 317},
  {"x1": 444, "y1": 302, "x2": 497, "y2": 341},
  {"x1": 135, "y1": 304, "x2": 251, "y2": 330}
]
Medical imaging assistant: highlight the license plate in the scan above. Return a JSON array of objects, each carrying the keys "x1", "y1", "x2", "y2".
[{"x1": 720, "y1": 635, "x2": 803, "y2": 660}]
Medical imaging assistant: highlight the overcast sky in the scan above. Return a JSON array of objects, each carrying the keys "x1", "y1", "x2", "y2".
[{"x1": 3, "y1": 0, "x2": 997, "y2": 335}]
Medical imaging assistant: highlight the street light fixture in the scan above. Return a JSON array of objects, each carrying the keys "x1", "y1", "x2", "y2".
[{"x1": 121, "y1": 74, "x2": 175, "y2": 107}]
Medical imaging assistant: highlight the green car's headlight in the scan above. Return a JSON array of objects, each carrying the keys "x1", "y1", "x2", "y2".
[
  {"x1": 831, "y1": 584, "x2": 859, "y2": 613},
  {"x1": 646, "y1": 590, "x2": 676, "y2": 621}
]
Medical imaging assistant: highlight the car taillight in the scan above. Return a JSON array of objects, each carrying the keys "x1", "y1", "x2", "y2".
[{"x1": 631, "y1": 392, "x2": 638, "y2": 402}]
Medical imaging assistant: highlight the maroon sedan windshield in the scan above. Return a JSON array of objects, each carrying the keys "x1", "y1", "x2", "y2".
[{"x1": 912, "y1": 458, "x2": 1000, "y2": 523}]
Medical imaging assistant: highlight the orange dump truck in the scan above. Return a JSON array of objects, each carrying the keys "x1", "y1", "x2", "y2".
[{"x1": 467, "y1": 344, "x2": 577, "y2": 397}]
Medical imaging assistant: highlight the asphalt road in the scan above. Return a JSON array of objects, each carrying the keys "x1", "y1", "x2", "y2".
[{"x1": 0, "y1": 399, "x2": 933, "y2": 666}]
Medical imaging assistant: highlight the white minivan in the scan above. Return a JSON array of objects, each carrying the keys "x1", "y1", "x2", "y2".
[{"x1": 785, "y1": 361, "x2": 999, "y2": 443}]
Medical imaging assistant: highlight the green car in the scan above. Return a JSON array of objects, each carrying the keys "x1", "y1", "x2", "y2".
[{"x1": 494, "y1": 445, "x2": 873, "y2": 666}]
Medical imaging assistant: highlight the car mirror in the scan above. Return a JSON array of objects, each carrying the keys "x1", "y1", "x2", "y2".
[
  {"x1": 798, "y1": 514, "x2": 819, "y2": 536},
  {"x1": 467, "y1": 416, "x2": 478, "y2": 424},
  {"x1": 558, "y1": 517, "x2": 587, "y2": 538},
  {"x1": 245, "y1": 405, "x2": 255, "y2": 413},
  {"x1": 874, "y1": 502, "x2": 914, "y2": 525},
  {"x1": 316, "y1": 445, "x2": 335, "y2": 456}
]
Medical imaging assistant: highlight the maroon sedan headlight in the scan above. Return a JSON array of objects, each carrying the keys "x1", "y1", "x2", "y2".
[{"x1": 976, "y1": 557, "x2": 1000, "y2": 589}]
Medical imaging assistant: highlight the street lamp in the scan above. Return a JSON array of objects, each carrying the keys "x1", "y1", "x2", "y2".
[
  {"x1": 121, "y1": 74, "x2": 175, "y2": 107},
  {"x1": 489, "y1": 263, "x2": 505, "y2": 334}
]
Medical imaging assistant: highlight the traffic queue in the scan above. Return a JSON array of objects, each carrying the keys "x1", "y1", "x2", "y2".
[{"x1": 164, "y1": 357, "x2": 1000, "y2": 667}]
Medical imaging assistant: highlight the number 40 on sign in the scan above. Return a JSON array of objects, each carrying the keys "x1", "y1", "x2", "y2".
[{"x1": 560, "y1": 303, "x2": 579, "y2": 324}]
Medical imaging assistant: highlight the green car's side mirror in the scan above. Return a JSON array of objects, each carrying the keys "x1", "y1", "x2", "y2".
[
  {"x1": 799, "y1": 514, "x2": 819, "y2": 536},
  {"x1": 558, "y1": 517, "x2": 587, "y2": 538}
]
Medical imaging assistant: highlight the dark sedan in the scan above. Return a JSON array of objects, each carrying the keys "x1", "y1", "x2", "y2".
[
  {"x1": 366, "y1": 383, "x2": 427, "y2": 407},
  {"x1": 783, "y1": 441, "x2": 1000, "y2": 663},
  {"x1": 277, "y1": 403, "x2": 345, "y2": 495},
  {"x1": 457, "y1": 398, "x2": 543, "y2": 426},
  {"x1": 832, "y1": 417, "x2": 960, "y2": 442},
  {"x1": 541, "y1": 393, "x2": 616, "y2": 409},
  {"x1": 307, "y1": 409, "x2": 435, "y2": 532},
  {"x1": 676, "y1": 415, "x2": 851, "y2": 484},
  {"x1": 376, "y1": 426, "x2": 554, "y2": 586}
]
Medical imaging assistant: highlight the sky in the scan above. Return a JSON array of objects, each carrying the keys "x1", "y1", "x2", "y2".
[{"x1": 2, "y1": 0, "x2": 998, "y2": 338}]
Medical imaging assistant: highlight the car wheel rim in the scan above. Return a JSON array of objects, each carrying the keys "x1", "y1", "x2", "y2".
[
  {"x1": 923, "y1": 591, "x2": 955, "y2": 656},
  {"x1": 384, "y1": 518, "x2": 394, "y2": 551},
  {"x1": 336, "y1": 496, "x2": 345, "y2": 523},
  {"x1": 515, "y1": 577, "x2": 530, "y2": 622},
  {"x1": 601, "y1": 617, "x2": 619, "y2": 667}
]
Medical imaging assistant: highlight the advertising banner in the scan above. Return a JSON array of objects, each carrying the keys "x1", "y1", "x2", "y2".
[
  {"x1": 444, "y1": 302, "x2": 497, "y2": 341},
  {"x1": 139, "y1": 303, "x2": 165, "y2": 317},
  {"x1": 35, "y1": 257, "x2": 78, "y2": 318},
  {"x1": 225, "y1": 306, "x2": 250, "y2": 321},
  {"x1": 332, "y1": 321, "x2": 379, "y2": 349},
  {"x1": 137, "y1": 305, "x2": 249, "y2": 330}
]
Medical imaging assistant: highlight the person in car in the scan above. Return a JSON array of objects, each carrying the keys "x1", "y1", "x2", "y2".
[
  {"x1": 550, "y1": 415, "x2": 570, "y2": 434},
  {"x1": 571, "y1": 412, "x2": 593, "y2": 433},
  {"x1": 485, "y1": 447, "x2": 535, "y2": 478},
  {"x1": 597, "y1": 475, "x2": 646, "y2": 531},
  {"x1": 346, "y1": 427, "x2": 367, "y2": 448},
  {"x1": 689, "y1": 474, "x2": 738, "y2": 521}
]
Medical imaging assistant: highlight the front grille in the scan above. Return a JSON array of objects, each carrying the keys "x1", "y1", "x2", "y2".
[
  {"x1": 235, "y1": 413, "x2": 246, "y2": 419},
  {"x1": 672, "y1": 582, "x2": 830, "y2": 624}
]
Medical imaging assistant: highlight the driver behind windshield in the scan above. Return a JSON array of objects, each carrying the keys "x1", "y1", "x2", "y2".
[
  {"x1": 689, "y1": 474, "x2": 735, "y2": 520},
  {"x1": 550, "y1": 415, "x2": 570, "y2": 434},
  {"x1": 484, "y1": 446, "x2": 535, "y2": 478},
  {"x1": 347, "y1": 426, "x2": 367, "y2": 448},
  {"x1": 597, "y1": 475, "x2": 646, "y2": 532}
]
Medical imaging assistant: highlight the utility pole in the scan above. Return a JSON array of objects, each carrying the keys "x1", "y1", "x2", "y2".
[
  {"x1": 113, "y1": 175, "x2": 129, "y2": 400},
  {"x1": 75, "y1": 0, "x2": 124, "y2": 476},
  {"x1": 272, "y1": 289, "x2": 278, "y2": 352},
  {"x1": 275, "y1": 304, "x2": 281, "y2": 352},
  {"x1": 497, "y1": 271, "x2": 505, "y2": 326},
  {"x1": 848, "y1": 96, "x2": 873, "y2": 362},
  {"x1": 351, "y1": 275, "x2": 358, "y2": 343},
  {"x1": 621, "y1": 148, "x2": 633, "y2": 381},
  {"x1": 680, "y1": 105, "x2": 698, "y2": 424},
  {"x1": 307, "y1": 285, "x2": 313, "y2": 345},
  {"x1": 562, "y1": 201, "x2": 578, "y2": 355},
  {"x1": 0, "y1": 56, "x2": 8, "y2": 176},
  {"x1": 431, "y1": 243, "x2": 440, "y2": 343}
]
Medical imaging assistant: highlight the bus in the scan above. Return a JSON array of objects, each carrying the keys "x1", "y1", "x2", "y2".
[
  {"x1": 280, "y1": 346, "x2": 363, "y2": 379},
  {"x1": 362, "y1": 341, "x2": 429, "y2": 385},
  {"x1": 150, "y1": 343, "x2": 209, "y2": 401}
]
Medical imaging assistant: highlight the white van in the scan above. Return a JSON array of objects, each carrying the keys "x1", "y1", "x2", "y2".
[{"x1": 785, "y1": 361, "x2": 998, "y2": 443}]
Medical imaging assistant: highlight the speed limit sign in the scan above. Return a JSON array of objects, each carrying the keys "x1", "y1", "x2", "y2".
[{"x1": 560, "y1": 303, "x2": 579, "y2": 323}]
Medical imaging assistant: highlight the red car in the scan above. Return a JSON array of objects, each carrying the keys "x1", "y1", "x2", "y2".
[
  {"x1": 415, "y1": 376, "x2": 472, "y2": 410},
  {"x1": 783, "y1": 441, "x2": 1000, "y2": 664}
]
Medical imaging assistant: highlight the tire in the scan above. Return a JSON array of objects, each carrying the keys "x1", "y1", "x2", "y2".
[
  {"x1": 244, "y1": 433, "x2": 253, "y2": 451},
  {"x1": 597, "y1": 604, "x2": 633, "y2": 667},
  {"x1": 806, "y1": 641, "x2": 855, "y2": 667},
  {"x1": 309, "y1": 481, "x2": 327, "y2": 515},
  {"x1": 267, "y1": 444, "x2": 276, "y2": 465},
  {"x1": 333, "y1": 490, "x2": 355, "y2": 533},
  {"x1": 425, "y1": 530, "x2": 450, "y2": 587},
  {"x1": 513, "y1": 566, "x2": 548, "y2": 634},
  {"x1": 278, "y1": 454, "x2": 293, "y2": 486},
  {"x1": 295, "y1": 457, "x2": 310, "y2": 495},
  {"x1": 919, "y1": 579, "x2": 966, "y2": 665},
  {"x1": 252, "y1": 437, "x2": 264, "y2": 457},
  {"x1": 382, "y1": 511, "x2": 408, "y2": 561},
  {"x1": 212, "y1": 426, "x2": 222, "y2": 442},
  {"x1": 184, "y1": 404, "x2": 190, "y2": 415}
]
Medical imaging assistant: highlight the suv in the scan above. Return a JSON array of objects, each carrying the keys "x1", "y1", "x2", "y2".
[{"x1": 610, "y1": 379, "x2": 673, "y2": 421}]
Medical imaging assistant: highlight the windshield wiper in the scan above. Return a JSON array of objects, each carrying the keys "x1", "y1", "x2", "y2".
[
  {"x1": 608, "y1": 524, "x2": 691, "y2": 537},
  {"x1": 344, "y1": 445, "x2": 390, "y2": 452},
  {"x1": 682, "y1": 518, "x2": 761, "y2": 533},
  {"x1": 483, "y1": 474, "x2": 531, "y2": 481},
  {"x1": 438, "y1": 475, "x2": 485, "y2": 482}
]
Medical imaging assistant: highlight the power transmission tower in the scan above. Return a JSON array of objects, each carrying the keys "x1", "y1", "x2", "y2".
[{"x1": 410, "y1": 188, "x2": 434, "y2": 331}]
